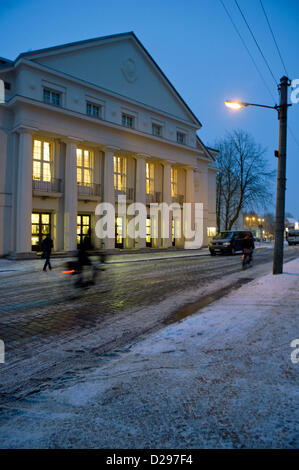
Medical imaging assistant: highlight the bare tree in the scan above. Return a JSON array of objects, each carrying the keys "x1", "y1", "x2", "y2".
[
  {"x1": 263, "y1": 212, "x2": 275, "y2": 236},
  {"x1": 215, "y1": 129, "x2": 275, "y2": 231}
]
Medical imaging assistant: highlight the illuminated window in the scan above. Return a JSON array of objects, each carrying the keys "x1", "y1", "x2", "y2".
[
  {"x1": 77, "y1": 214, "x2": 91, "y2": 247},
  {"x1": 146, "y1": 162, "x2": 154, "y2": 195},
  {"x1": 115, "y1": 217, "x2": 123, "y2": 247},
  {"x1": 86, "y1": 102, "x2": 101, "y2": 118},
  {"x1": 114, "y1": 156, "x2": 127, "y2": 191},
  {"x1": 146, "y1": 218, "x2": 151, "y2": 246},
  {"x1": 171, "y1": 167, "x2": 178, "y2": 197},
  {"x1": 172, "y1": 218, "x2": 180, "y2": 243},
  {"x1": 77, "y1": 148, "x2": 93, "y2": 186},
  {"x1": 122, "y1": 114, "x2": 134, "y2": 129},
  {"x1": 33, "y1": 139, "x2": 52, "y2": 182},
  {"x1": 43, "y1": 88, "x2": 61, "y2": 106},
  {"x1": 176, "y1": 131, "x2": 186, "y2": 144},
  {"x1": 172, "y1": 219, "x2": 176, "y2": 246},
  {"x1": 207, "y1": 227, "x2": 217, "y2": 237},
  {"x1": 152, "y1": 123, "x2": 161, "y2": 137},
  {"x1": 31, "y1": 212, "x2": 51, "y2": 251}
]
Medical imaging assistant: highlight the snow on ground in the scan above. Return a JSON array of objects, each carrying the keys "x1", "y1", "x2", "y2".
[{"x1": 0, "y1": 258, "x2": 298, "y2": 448}]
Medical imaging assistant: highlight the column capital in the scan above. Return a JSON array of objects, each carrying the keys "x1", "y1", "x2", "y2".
[
  {"x1": 136, "y1": 153, "x2": 151, "y2": 159},
  {"x1": 105, "y1": 146, "x2": 120, "y2": 153},
  {"x1": 13, "y1": 125, "x2": 38, "y2": 135},
  {"x1": 62, "y1": 136, "x2": 81, "y2": 145}
]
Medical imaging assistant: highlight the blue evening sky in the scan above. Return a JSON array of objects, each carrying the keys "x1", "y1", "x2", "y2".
[{"x1": 1, "y1": 0, "x2": 298, "y2": 216}]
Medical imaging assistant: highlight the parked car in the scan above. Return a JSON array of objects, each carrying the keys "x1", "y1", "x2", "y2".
[
  {"x1": 209, "y1": 230, "x2": 254, "y2": 256},
  {"x1": 286, "y1": 230, "x2": 299, "y2": 245}
]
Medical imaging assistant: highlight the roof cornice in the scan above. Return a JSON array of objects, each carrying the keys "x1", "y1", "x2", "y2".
[
  {"x1": 7, "y1": 58, "x2": 199, "y2": 130},
  {"x1": 6, "y1": 94, "x2": 200, "y2": 155},
  {"x1": 2, "y1": 31, "x2": 202, "y2": 128}
]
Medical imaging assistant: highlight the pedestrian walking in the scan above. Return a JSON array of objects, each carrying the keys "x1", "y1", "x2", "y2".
[{"x1": 42, "y1": 233, "x2": 53, "y2": 271}]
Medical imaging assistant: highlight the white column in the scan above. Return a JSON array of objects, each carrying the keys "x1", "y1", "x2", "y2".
[
  {"x1": 136, "y1": 157, "x2": 146, "y2": 249},
  {"x1": 199, "y1": 169, "x2": 209, "y2": 247},
  {"x1": 103, "y1": 149, "x2": 115, "y2": 249},
  {"x1": 184, "y1": 167, "x2": 195, "y2": 249},
  {"x1": 162, "y1": 162, "x2": 172, "y2": 248},
  {"x1": 16, "y1": 130, "x2": 33, "y2": 255},
  {"x1": 64, "y1": 140, "x2": 78, "y2": 252}
]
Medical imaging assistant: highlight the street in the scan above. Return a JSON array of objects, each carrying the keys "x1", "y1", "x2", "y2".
[
  {"x1": 0, "y1": 246, "x2": 298, "y2": 448},
  {"x1": 0, "y1": 245, "x2": 299, "y2": 401}
]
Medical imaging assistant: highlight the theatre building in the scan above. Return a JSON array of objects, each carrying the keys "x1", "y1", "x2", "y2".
[{"x1": 0, "y1": 32, "x2": 217, "y2": 257}]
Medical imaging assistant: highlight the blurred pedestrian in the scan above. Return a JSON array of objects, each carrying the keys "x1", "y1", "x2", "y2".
[{"x1": 42, "y1": 233, "x2": 53, "y2": 271}]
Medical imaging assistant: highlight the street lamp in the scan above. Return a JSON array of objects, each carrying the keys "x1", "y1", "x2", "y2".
[
  {"x1": 225, "y1": 76, "x2": 291, "y2": 275},
  {"x1": 225, "y1": 100, "x2": 277, "y2": 111}
]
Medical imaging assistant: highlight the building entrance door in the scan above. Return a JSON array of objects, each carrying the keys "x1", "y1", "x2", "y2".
[
  {"x1": 31, "y1": 213, "x2": 51, "y2": 251},
  {"x1": 115, "y1": 217, "x2": 124, "y2": 248},
  {"x1": 77, "y1": 215, "x2": 91, "y2": 248},
  {"x1": 146, "y1": 217, "x2": 152, "y2": 247}
]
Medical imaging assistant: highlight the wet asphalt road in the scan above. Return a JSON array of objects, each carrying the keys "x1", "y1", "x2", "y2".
[
  {"x1": 0, "y1": 245, "x2": 299, "y2": 399},
  {"x1": 1, "y1": 246, "x2": 299, "y2": 346}
]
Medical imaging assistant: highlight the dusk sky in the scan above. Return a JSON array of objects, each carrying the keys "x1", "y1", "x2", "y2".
[{"x1": 1, "y1": 0, "x2": 298, "y2": 217}]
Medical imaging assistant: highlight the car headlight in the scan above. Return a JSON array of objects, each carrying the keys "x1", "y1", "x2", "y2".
[{"x1": 223, "y1": 242, "x2": 230, "y2": 246}]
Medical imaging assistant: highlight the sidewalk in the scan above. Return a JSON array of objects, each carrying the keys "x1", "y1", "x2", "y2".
[
  {"x1": 0, "y1": 242, "x2": 271, "y2": 274},
  {"x1": 0, "y1": 257, "x2": 297, "y2": 448},
  {"x1": 0, "y1": 248, "x2": 209, "y2": 274}
]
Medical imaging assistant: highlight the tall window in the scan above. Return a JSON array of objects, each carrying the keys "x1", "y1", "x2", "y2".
[
  {"x1": 146, "y1": 162, "x2": 155, "y2": 195},
  {"x1": 33, "y1": 139, "x2": 52, "y2": 181},
  {"x1": 171, "y1": 167, "x2": 178, "y2": 197},
  {"x1": 176, "y1": 131, "x2": 186, "y2": 144},
  {"x1": 122, "y1": 114, "x2": 134, "y2": 129},
  {"x1": 114, "y1": 156, "x2": 127, "y2": 191},
  {"x1": 77, "y1": 148, "x2": 92, "y2": 186},
  {"x1": 43, "y1": 88, "x2": 61, "y2": 106},
  {"x1": 86, "y1": 102, "x2": 101, "y2": 118}
]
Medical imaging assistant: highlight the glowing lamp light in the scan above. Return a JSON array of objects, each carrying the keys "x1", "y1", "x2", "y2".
[{"x1": 225, "y1": 100, "x2": 248, "y2": 110}]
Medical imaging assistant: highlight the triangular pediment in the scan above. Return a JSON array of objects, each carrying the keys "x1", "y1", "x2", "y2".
[{"x1": 23, "y1": 33, "x2": 200, "y2": 126}]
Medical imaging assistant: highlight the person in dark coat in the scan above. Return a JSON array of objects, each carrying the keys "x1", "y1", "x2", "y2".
[
  {"x1": 78, "y1": 229, "x2": 92, "y2": 267},
  {"x1": 42, "y1": 233, "x2": 53, "y2": 271},
  {"x1": 243, "y1": 234, "x2": 255, "y2": 262},
  {"x1": 76, "y1": 229, "x2": 93, "y2": 285}
]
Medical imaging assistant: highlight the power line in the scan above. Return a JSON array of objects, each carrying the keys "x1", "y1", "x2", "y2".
[
  {"x1": 219, "y1": 0, "x2": 277, "y2": 103},
  {"x1": 234, "y1": 0, "x2": 278, "y2": 86},
  {"x1": 259, "y1": 0, "x2": 289, "y2": 77},
  {"x1": 257, "y1": 3, "x2": 297, "y2": 152}
]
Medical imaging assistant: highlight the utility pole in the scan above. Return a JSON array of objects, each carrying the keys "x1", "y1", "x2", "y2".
[{"x1": 273, "y1": 76, "x2": 290, "y2": 275}]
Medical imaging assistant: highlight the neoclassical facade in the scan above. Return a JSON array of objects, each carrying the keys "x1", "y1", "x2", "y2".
[{"x1": 0, "y1": 32, "x2": 217, "y2": 257}]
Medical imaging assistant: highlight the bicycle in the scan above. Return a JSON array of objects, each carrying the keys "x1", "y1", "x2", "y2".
[
  {"x1": 242, "y1": 248, "x2": 253, "y2": 270},
  {"x1": 62, "y1": 257, "x2": 106, "y2": 290}
]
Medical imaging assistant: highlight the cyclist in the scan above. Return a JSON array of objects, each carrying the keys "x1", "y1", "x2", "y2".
[{"x1": 243, "y1": 234, "x2": 255, "y2": 266}]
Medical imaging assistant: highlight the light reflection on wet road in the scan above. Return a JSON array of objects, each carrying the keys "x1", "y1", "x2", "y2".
[{"x1": 0, "y1": 246, "x2": 299, "y2": 401}]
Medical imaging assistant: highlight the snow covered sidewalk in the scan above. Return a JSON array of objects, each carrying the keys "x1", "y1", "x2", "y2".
[{"x1": 0, "y1": 258, "x2": 298, "y2": 448}]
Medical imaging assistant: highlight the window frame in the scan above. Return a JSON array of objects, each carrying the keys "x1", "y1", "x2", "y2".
[
  {"x1": 152, "y1": 123, "x2": 162, "y2": 137},
  {"x1": 32, "y1": 138, "x2": 52, "y2": 182},
  {"x1": 114, "y1": 156, "x2": 127, "y2": 191},
  {"x1": 43, "y1": 88, "x2": 61, "y2": 107},
  {"x1": 86, "y1": 101, "x2": 101, "y2": 119},
  {"x1": 176, "y1": 131, "x2": 186, "y2": 145},
  {"x1": 171, "y1": 167, "x2": 178, "y2": 197},
  {"x1": 146, "y1": 162, "x2": 155, "y2": 195},
  {"x1": 122, "y1": 113, "x2": 135, "y2": 129},
  {"x1": 76, "y1": 148, "x2": 94, "y2": 187}
]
